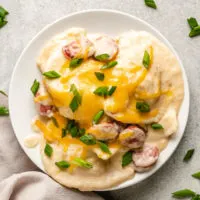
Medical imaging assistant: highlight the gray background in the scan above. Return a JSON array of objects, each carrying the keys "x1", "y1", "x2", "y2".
[{"x1": 0, "y1": 0, "x2": 200, "y2": 199}]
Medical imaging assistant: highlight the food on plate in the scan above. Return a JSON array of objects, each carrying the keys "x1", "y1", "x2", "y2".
[{"x1": 26, "y1": 27, "x2": 184, "y2": 191}]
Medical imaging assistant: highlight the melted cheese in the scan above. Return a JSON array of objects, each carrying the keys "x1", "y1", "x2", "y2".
[
  {"x1": 34, "y1": 95, "x2": 49, "y2": 102},
  {"x1": 34, "y1": 114, "x2": 122, "y2": 171},
  {"x1": 46, "y1": 58, "x2": 157, "y2": 126},
  {"x1": 119, "y1": 132, "x2": 134, "y2": 141},
  {"x1": 36, "y1": 39, "x2": 168, "y2": 160},
  {"x1": 43, "y1": 42, "x2": 162, "y2": 126}
]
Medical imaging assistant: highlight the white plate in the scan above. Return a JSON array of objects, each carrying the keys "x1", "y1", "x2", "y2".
[{"x1": 9, "y1": 9, "x2": 189, "y2": 191}]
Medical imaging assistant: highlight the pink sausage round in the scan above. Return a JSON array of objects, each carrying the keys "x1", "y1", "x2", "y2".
[
  {"x1": 119, "y1": 126, "x2": 146, "y2": 149},
  {"x1": 132, "y1": 144, "x2": 159, "y2": 172},
  {"x1": 94, "y1": 36, "x2": 118, "y2": 60},
  {"x1": 62, "y1": 41, "x2": 81, "y2": 59}
]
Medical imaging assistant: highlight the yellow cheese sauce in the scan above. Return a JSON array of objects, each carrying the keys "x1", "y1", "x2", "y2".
[
  {"x1": 36, "y1": 44, "x2": 173, "y2": 157},
  {"x1": 44, "y1": 49, "x2": 167, "y2": 127},
  {"x1": 34, "y1": 112, "x2": 121, "y2": 171}
]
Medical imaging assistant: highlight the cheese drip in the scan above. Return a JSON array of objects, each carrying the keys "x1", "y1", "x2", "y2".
[
  {"x1": 35, "y1": 113, "x2": 120, "y2": 171},
  {"x1": 44, "y1": 50, "x2": 163, "y2": 126}
]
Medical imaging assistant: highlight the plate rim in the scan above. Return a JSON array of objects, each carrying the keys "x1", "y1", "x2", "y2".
[{"x1": 9, "y1": 9, "x2": 190, "y2": 191}]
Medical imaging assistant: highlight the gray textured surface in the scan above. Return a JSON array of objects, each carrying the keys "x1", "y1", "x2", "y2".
[{"x1": 0, "y1": 0, "x2": 200, "y2": 199}]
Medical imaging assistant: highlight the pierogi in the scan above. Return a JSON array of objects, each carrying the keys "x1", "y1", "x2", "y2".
[{"x1": 27, "y1": 28, "x2": 184, "y2": 191}]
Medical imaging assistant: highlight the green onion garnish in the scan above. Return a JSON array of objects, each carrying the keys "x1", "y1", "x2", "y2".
[
  {"x1": 72, "y1": 157, "x2": 93, "y2": 169},
  {"x1": 122, "y1": 151, "x2": 133, "y2": 167},
  {"x1": 143, "y1": 50, "x2": 150, "y2": 69},
  {"x1": 69, "y1": 84, "x2": 82, "y2": 112},
  {"x1": 95, "y1": 54, "x2": 110, "y2": 61},
  {"x1": 172, "y1": 189, "x2": 196, "y2": 198},
  {"x1": 101, "y1": 61, "x2": 118, "y2": 70},
  {"x1": 189, "y1": 26, "x2": 200, "y2": 38},
  {"x1": 44, "y1": 144, "x2": 53, "y2": 157},
  {"x1": 70, "y1": 126, "x2": 79, "y2": 137},
  {"x1": 51, "y1": 117, "x2": 59, "y2": 128},
  {"x1": 0, "y1": 6, "x2": 9, "y2": 29},
  {"x1": 151, "y1": 123, "x2": 163, "y2": 130},
  {"x1": 30, "y1": 79, "x2": 40, "y2": 96},
  {"x1": 136, "y1": 102, "x2": 150, "y2": 112},
  {"x1": 43, "y1": 71, "x2": 61, "y2": 79},
  {"x1": 69, "y1": 58, "x2": 83, "y2": 69},
  {"x1": 183, "y1": 149, "x2": 195, "y2": 161},
  {"x1": 192, "y1": 172, "x2": 200, "y2": 180},
  {"x1": 93, "y1": 86, "x2": 116, "y2": 97},
  {"x1": 98, "y1": 141, "x2": 111, "y2": 154},
  {"x1": 108, "y1": 86, "x2": 117, "y2": 96},
  {"x1": 0, "y1": 90, "x2": 8, "y2": 97},
  {"x1": 0, "y1": 106, "x2": 9, "y2": 116},
  {"x1": 55, "y1": 160, "x2": 70, "y2": 169},
  {"x1": 93, "y1": 110, "x2": 104, "y2": 124},
  {"x1": 62, "y1": 128, "x2": 67, "y2": 138},
  {"x1": 144, "y1": 0, "x2": 157, "y2": 9},
  {"x1": 95, "y1": 72, "x2": 105, "y2": 81},
  {"x1": 188, "y1": 17, "x2": 198, "y2": 29},
  {"x1": 80, "y1": 134, "x2": 96, "y2": 145},
  {"x1": 93, "y1": 86, "x2": 109, "y2": 96}
]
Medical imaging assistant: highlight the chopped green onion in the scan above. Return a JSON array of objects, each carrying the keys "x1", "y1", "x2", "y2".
[
  {"x1": 69, "y1": 58, "x2": 83, "y2": 69},
  {"x1": 51, "y1": 117, "x2": 59, "y2": 128},
  {"x1": 79, "y1": 128, "x2": 86, "y2": 136},
  {"x1": 192, "y1": 172, "x2": 200, "y2": 179},
  {"x1": 55, "y1": 160, "x2": 70, "y2": 169},
  {"x1": 0, "y1": 6, "x2": 9, "y2": 29},
  {"x1": 144, "y1": 0, "x2": 157, "y2": 9},
  {"x1": 93, "y1": 86, "x2": 109, "y2": 96},
  {"x1": 70, "y1": 84, "x2": 82, "y2": 104},
  {"x1": 72, "y1": 157, "x2": 93, "y2": 169},
  {"x1": 67, "y1": 120, "x2": 79, "y2": 137},
  {"x1": 0, "y1": 106, "x2": 9, "y2": 116},
  {"x1": 136, "y1": 102, "x2": 150, "y2": 112},
  {"x1": 122, "y1": 151, "x2": 133, "y2": 167},
  {"x1": 172, "y1": 189, "x2": 196, "y2": 198},
  {"x1": 44, "y1": 144, "x2": 53, "y2": 157},
  {"x1": 93, "y1": 86, "x2": 116, "y2": 96},
  {"x1": 108, "y1": 86, "x2": 117, "y2": 96},
  {"x1": 43, "y1": 71, "x2": 61, "y2": 79},
  {"x1": 101, "y1": 61, "x2": 118, "y2": 70},
  {"x1": 192, "y1": 194, "x2": 200, "y2": 200},
  {"x1": 95, "y1": 72, "x2": 105, "y2": 81},
  {"x1": 98, "y1": 141, "x2": 111, "y2": 154},
  {"x1": 0, "y1": 19, "x2": 7, "y2": 28},
  {"x1": 95, "y1": 54, "x2": 110, "y2": 61},
  {"x1": 66, "y1": 119, "x2": 85, "y2": 137},
  {"x1": 151, "y1": 123, "x2": 163, "y2": 130},
  {"x1": 30, "y1": 79, "x2": 40, "y2": 96},
  {"x1": 67, "y1": 120, "x2": 76, "y2": 132},
  {"x1": 70, "y1": 126, "x2": 78, "y2": 137},
  {"x1": 93, "y1": 110, "x2": 104, "y2": 124},
  {"x1": 189, "y1": 26, "x2": 200, "y2": 37},
  {"x1": 62, "y1": 128, "x2": 67, "y2": 138},
  {"x1": 188, "y1": 17, "x2": 198, "y2": 29},
  {"x1": 0, "y1": 90, "x2": 7, "y2": 97},
  {"x1": 69, "y1": 96, "x2": 79, "y2": 112},
  {"x1": 69, "y1": 84, "x2": 82, "y2": 112},
  {"x1": 80, "y1": 134, "x2": 96, "y2": 145},
  {"x1": 0, "y1": 6, "x2": 9, "y2": 17},
  {"x1": 143, "y1": 50, "x2": 150, "y2": 69},
  {"x1": 183, "y1": 149, "x2": 195, "y2": 161}
]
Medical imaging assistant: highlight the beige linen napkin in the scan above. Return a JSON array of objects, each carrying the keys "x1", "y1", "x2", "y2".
[{"x1": 0, "y1": 95, "x2": 103, "y2": 200}]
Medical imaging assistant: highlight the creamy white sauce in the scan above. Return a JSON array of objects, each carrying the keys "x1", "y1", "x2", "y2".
[{"x1": 33, "y1": 28, "x2": 184, "y2": 191}]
